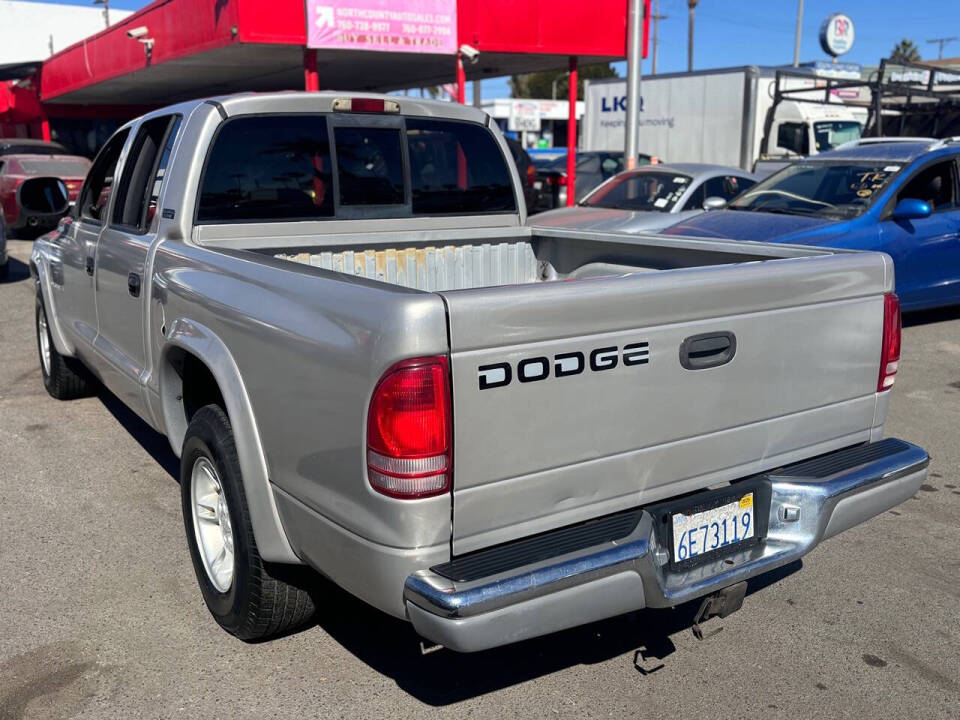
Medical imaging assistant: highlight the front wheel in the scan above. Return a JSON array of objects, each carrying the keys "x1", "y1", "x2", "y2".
[
  {"x1": 36, "y1": 293, "x2": 94, "y2": 399},
  {"x1": 181, "y1": 404, "x2": 315, "y2": 640}
]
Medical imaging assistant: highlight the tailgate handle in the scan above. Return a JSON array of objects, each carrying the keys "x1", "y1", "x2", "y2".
[{"x1": 680, "y1": 332, "x2": 736, "y2": 370}]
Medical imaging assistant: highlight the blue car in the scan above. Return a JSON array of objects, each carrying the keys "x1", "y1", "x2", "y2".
[{"x1": 663, "y1": 139, "x2": 960, "y2": 311}]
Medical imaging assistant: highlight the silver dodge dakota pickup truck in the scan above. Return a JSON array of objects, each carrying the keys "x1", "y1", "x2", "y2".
[{"x1": 31, "y1": 92, "x2": 928, "y2": 652}]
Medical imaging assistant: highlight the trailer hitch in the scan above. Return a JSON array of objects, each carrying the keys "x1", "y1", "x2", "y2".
[{"x1": 691, "y1": 581, "x2": 747, "y2": 641}]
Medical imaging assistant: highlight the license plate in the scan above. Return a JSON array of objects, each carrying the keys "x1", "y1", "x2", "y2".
[{"x1": 672, "y1": 493, "x2": 754, "y2": 563}]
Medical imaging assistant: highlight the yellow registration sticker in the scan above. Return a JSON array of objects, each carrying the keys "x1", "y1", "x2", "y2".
[{"x1": 739, "y1": 493, "x2": 754, "y2": 509}]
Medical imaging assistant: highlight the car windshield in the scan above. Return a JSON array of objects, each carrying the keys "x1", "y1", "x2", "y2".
[
  {"x1": 584, "y1": 171, "x2": 692, "y2": 212},
  {"x1": 729, "y1": 161, "x2": 901, "y2": 219},
  {"x1": 813, "y1": 121, "x2": 862, "y2": 152},
  {"x1": 14, "y1": 157, "x2": 91, "y2": 177}
]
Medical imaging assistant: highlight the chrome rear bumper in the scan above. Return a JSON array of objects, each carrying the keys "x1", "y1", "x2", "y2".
[{"x1": 404, "y1": 438, "x2": 928, "y2": 652}]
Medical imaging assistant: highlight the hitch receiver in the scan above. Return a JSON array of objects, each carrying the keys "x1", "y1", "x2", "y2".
[{"x1": 691, "y1": 581, "x2": 747, "y2": 641}]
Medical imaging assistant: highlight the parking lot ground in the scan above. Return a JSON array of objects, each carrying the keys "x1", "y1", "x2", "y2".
[{"x1": 1, "y1": 237, "x2": 958, "y2": 719}]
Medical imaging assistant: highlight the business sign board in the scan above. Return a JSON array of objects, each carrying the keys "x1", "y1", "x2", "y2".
[
  {"x1": 819, "y1": 13, "x2": 855, "y2": 57},
  {"x1": 306, "y1": 0, "x2": 457, "y2": 54},
  {"x1": 508, "y1": 101, "x2": 542, "y2": 132},
  {"x1": 583, "y1": 72, "x2": 747, "y2": 167}
]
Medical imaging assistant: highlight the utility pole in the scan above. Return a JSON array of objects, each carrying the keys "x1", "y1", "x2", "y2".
[
  {"x1": 624, "y1": 0, "x2": 644, "y2": 169},
  {"x1": 793, "y1": 0, "x2": 804, "y2": 67},
  {"x1": 651, "y1": 0, "x2": 667, "y2": 75},
  {"x1": 93, "y1": 0, "x2": 110, "y2": 28},
  {"x1": 926, "y1": 37, "x2": 957, "y2": 60},
  {"x1": 687, "y1": 0, "x2": 699, "y2": 72}
]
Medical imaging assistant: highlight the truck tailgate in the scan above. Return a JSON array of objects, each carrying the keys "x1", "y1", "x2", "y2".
[{"x1": 441, "y1": 252, "x2": 892, "y2": 554}]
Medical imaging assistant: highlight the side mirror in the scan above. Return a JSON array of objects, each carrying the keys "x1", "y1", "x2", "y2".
[
  {"x1": 702, "y1": 196, "x2": 727, "y2": 211},
  {"x1": 893, "y1": 198, "x2": 931, "y2": 221}
]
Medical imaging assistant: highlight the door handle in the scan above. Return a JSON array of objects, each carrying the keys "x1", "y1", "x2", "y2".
[
  {"x1": 127, "y1": 272, "x2": 141, "y2": 298},
  {"x1": 85, "y1": 256, "x2": 94, "y2": 276},
  {"x1": 680, "y1": 331, "x2": 737, "y2": 370}
]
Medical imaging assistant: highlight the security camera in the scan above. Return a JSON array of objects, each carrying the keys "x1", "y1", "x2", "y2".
[
  {"x1": 459, "y1": 44, "x2": 480, "y2": 64},
  {"x1": 126, "y1": 26, "x2": 149, "y2": 39}
]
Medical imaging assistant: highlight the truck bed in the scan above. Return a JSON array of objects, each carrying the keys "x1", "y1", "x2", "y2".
[
  {"x1": 255, "y1": 228, "x2": 892, "y2": 554},
  {"x1": 268, "y1": 227, "x2": 839, "y2": 291}
]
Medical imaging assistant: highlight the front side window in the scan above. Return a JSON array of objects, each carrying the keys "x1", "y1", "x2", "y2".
[
  {"x1": 79, "y1": 129, "x2": 129, "y2": 223},
  {"x1": 703, "y1": 175, "x2": 754, "y2": 202},
  {"x1": 896, "y1": 160, "x2": 958, "y2": 212},
  {"x1": 198, "y1": 116, "x2": 334, "y2": 223},
  {"x1": 586, "y1": 171, "x2": 691, "y2": 212}
]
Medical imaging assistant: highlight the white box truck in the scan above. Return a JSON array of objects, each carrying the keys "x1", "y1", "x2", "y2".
[{"x1": 583, "y1": 66, "x2": 865, "y2": 171}]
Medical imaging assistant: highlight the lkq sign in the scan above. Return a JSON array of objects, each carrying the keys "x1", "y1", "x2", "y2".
[
  {"x1": 307, "y1": 0, "x2": 456, "y2": 54},
  {"x1": 819, "y1": 13, "x2": 855, "y2": 58}
]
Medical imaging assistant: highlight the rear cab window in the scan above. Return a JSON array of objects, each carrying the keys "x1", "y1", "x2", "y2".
[{"x1": 196, "y1": 114, "x2": 516, "y2": 223}]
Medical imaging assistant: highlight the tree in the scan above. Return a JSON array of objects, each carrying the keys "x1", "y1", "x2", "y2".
[
  {"x1": 509, "y1": 63, "x2": 619, "y2": 99},
  {"x1": 890, "y1": 39, "x2": 921, "y2": 63}
]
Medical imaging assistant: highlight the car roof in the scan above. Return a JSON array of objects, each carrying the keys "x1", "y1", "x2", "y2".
[
  {"x1": 812, "y1": 141, "x2": 944, "y2": 163},
  {"x1": 617, "y1": 163, "x2": 754, "y2": 178},
  {"x1": 0, "y1": 139, "x2": 68, "y2": 155}
]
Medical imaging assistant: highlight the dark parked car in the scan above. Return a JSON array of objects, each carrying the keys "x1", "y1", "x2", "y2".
[
  {"x1": 537, "y1": 151, "x2": 652, "y2": 210},
  {"x1": 504, "y1": 137, "x2": 541, "y2": 215}
]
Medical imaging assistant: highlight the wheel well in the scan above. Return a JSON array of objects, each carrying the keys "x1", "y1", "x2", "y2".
[{"x1": 167, "y1": 348, "x2": 226, "y2": 423}]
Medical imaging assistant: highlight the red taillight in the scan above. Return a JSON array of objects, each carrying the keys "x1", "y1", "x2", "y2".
[
  {"x1": 332, "y1": 97, "x2": 400, "y2": 113},
  {"x1": 547, "y1": 174, "x2": 567, "y2": 187},
  {"x1": 366, "y1": 356, "x2": 451, "y2": 499},
  {"x1": 526, "y1": 164, "x2": 536, "y2": 186},
  {"x1": 878, "y1": 293, "x2": 901, "y2": 392}
]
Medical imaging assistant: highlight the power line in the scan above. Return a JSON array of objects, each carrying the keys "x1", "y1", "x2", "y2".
[{"x1": 926, "y1": 37, "x2": 957, "y2": 60}]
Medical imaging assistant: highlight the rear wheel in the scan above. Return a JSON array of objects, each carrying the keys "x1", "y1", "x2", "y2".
[
  {"x1": 36, "y1": 293, "x2": 94, "y2": 399},
  {"x1": 181, "y1": 404, "x2": 315, "y2": 640}
]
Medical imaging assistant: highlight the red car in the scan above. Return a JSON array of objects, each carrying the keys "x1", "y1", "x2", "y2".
[{"x1": 0, "y1": 150, "x2": 91, "y2": 238}]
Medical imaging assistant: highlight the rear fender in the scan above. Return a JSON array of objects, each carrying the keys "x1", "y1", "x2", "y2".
[{"x1": 159, "y1": 318, "x2": 301, "y2": 564}]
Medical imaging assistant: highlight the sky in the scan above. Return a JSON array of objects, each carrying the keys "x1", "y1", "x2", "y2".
[{"x1": 18, "y1": 0, "x2": 960, "y2": 102}]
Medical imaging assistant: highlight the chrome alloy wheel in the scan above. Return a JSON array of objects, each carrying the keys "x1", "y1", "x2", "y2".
[
  {"x1": 191, "y1": 457, "x2": 235, "y2": 593},
  {"x1": 38, "y1": 307, "x2": 51, "y2": 377}
]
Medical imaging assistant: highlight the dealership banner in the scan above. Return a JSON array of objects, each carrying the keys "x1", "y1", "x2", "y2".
[{"x1": 307, "y1": 0, "x2": 457, "y2": 53}]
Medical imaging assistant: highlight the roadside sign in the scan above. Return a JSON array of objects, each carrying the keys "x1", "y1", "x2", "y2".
[
  {"x1": 819, "y1": 13, "x2": 855, "y2": 58},
  {"x1": 307, "y1": 0, "x2": 457, "y2": 54},
  {"x1": 508, "y1": 101, "x2": 542, "y2": 132}
]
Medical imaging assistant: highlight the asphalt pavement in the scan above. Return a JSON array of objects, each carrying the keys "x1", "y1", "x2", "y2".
[{"x1": 1, "y1": 238, "x2": 958, "y2": 719}]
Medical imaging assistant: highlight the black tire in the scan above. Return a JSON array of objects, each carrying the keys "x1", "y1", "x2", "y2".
[
  {"x1": 0, "y1": 261, "x2": 8, "y2": 280},
  {"x1": 181, "y1": 404, "x2": 315, "y2": 640},
  {"x1": 36, "y1": 292, "x2": 94, "y2": 400}
]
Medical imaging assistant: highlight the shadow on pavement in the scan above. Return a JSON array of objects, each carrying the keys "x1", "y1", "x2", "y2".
[
  {"x1": 96, "y1": 387, "x2": 180, "y2": 481},
  {"x1": 304, "y1": 557, "x2": 802, "y2": 705},
  {"x1": 1, "y1": 257, "x2": 30, "y2": 284},
  {"x1": 903, "y1": 305, "x2": 960, "y2": 327}
]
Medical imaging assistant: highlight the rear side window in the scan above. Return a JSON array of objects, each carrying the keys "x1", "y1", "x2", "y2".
[
  {"x1": 198, "y1": 116, "x2": 334, "y2": 222},
  {"x1": 112, "y1": 115, "x2": 181, "y2": 231},
  {"x1": 406, "y1": 119, "x2": 515, "y2": 215}
]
